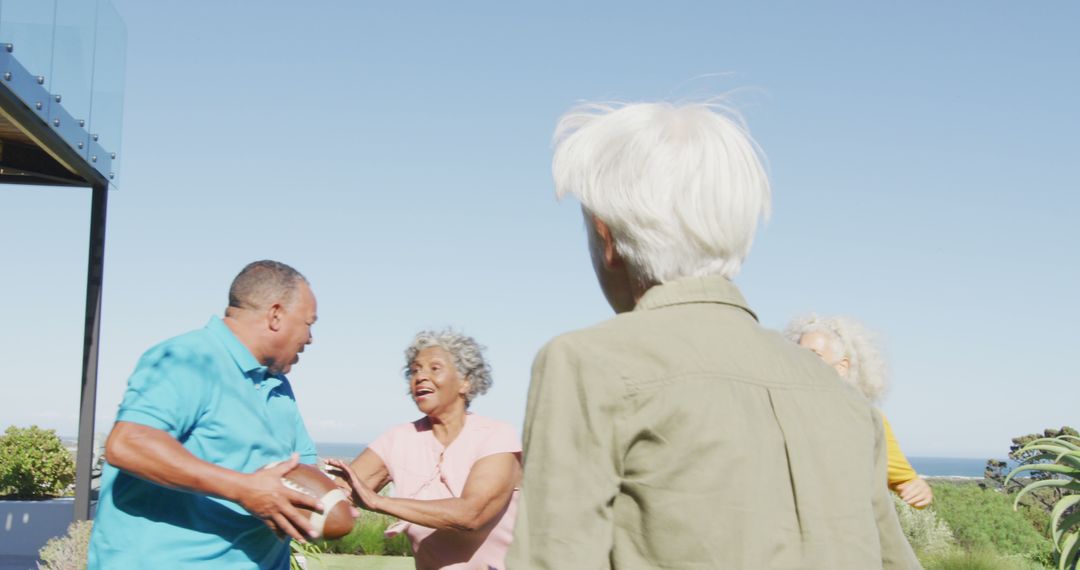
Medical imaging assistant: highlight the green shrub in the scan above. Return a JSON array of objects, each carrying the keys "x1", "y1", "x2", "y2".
[
  {"x1": 354, "y1": 515, "x2": 391, "y2": 555},
  {"x1": 920, "y1": 547, "x2": 1050, "y2": 570},
  {"x1": 337, "y1": 512, "x2": 384, "y2": 554},
  {"x1": 37, "y1": 520, "x2": 92, "y2": 570},
  {"x1": 932, "y1": 481, "x2": 1053, "y2": 560},
  {"x1": 0, "y1": 425, "x2": 76, "y2": 497},
  {"x1": 313, "y1": 481, "x2": 413, "y2": 557},
  {"x1": 385, "y1": 527, "x2": 413, "y2": 556},
  {"x1": 316, "y1": 510, "x2": 412, "y2": 556},
  {"x1": 894, "y1": 495, "x2": 955, "y2": 556}
]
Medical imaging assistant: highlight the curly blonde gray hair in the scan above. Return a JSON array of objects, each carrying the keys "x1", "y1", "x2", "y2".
[
  {"x1": 783, "y1": 314, "x2": 889, "y2": 403},
  {"x1": 403, "y1": 329, "x2": 493, "y2": 406}
]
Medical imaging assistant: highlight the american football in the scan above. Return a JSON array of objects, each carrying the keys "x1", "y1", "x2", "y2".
[{"x1": 280, "y1": 463, "x2": 356, "y2": 539}]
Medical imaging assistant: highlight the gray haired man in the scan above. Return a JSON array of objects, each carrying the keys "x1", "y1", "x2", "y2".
[{"x1": 507, "y1": 102, "x2": 921, "y2": 569}]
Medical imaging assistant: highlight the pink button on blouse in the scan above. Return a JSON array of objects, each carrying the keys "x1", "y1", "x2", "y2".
[{"x1": 368, "y1": 413, "x2": 521, "y2": 570}]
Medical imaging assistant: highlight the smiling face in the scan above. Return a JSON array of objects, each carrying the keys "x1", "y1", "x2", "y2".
[
  {"x1": 266, "y1": 281, "x2": 317, "y2": 375},
  {"x1": 408, "y1": 346, "x2": 469, "y2": 417}
]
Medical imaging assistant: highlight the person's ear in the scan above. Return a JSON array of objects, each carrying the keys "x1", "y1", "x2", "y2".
[
  {"x1": 591, "y1": 215, "x2": 624, "y2": 269},
  {"x1": 834, "y1": 357, "x2": 851, "y2": 378},
  {"x1": 268, "y1": 303, "x2": 285, "y2": 332}
]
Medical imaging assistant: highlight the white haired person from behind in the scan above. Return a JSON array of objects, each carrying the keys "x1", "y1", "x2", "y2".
[
  {"x1": 506, "y1": 100, "x2": 921, "y2": 570},
  {"x1": 785, "y1": 314, "x2": 933, "y2": 509}
]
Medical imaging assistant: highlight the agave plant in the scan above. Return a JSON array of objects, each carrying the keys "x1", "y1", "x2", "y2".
[{"x1": 1005, "y1": 434, "x2": 1080, "y2": 570}]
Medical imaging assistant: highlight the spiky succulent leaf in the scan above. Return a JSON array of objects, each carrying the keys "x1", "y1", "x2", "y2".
[
  {"x1": 1012, "y1": 479, "x2": 1080, "y2": 510},
  {"x1": 1058, "y1": 531, "x2": 1078, "y2": 570},
  {"x1": 1023, "y1": 437, "x2": 1080, "y2": 452},
  {"x1": 1054, "y1": 504, "x2": 1080, "y2": 552},
  {"x1": 1005, "y1": 463, "x2": 1080, "y2": 488}
]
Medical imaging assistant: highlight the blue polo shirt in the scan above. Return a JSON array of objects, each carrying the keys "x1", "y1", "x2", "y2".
[{"x1": 88, "y1": 317, "x2": 318, "y2": 569}]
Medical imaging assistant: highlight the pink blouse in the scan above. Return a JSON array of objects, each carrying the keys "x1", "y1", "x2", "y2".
[{"x1": 368, "y1": 414, "x2": 521, "y2": 570}]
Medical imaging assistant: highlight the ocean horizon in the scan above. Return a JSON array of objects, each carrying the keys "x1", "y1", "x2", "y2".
[
  {"x1": 907, "y1": 456, "x2": 996, "y2": 478},
  {"x1": 58, "y1": 437, "x2": 996, "y2": 479},
  {"x1": 313, "y1": 442, "x2": 998, "y2": 479}
]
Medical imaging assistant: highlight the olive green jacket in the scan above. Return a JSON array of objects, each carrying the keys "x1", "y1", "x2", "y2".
[{"x1": 507, "y1": 276, "x2": 921, "y2": 569}]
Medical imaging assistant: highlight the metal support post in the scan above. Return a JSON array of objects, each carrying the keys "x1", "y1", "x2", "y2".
[{"x1": 74, "y1": 182, "x2": 108, "y2": 521}]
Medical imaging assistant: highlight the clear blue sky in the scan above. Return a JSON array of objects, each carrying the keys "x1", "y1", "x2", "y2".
[{"x1": 1, "y1": 1, "x2": 1076, "y2": 459}]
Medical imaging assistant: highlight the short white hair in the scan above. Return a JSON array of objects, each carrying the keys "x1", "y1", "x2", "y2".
[
  {"x1": 552, "y1": 100, "x2": 771, "y2": 282},
  {"x1": 783, "y1": 314, "x2": 889, "y2": 403}
]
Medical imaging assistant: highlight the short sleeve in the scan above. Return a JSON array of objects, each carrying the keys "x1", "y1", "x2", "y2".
[
  {"x1": 881, "y1": 414, "x2": 918, "y2": 488},
  {"x1": 115, "y1": 345, "x2": 213, "y2": 438},
  {"x1": 274, "y1": 377, "x2": 319, "y2": 465},
  {"x1": 366, "y1": 426, "x2": 398, "y2": 477},
  {"x1": 293, "y1": 409, "x2": 319, "y2": 465},
  {"x1": 477, "y1": 420, "x2": 521, "y2": 460}
]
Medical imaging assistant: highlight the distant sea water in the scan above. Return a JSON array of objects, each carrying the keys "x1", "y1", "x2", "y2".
[
  {"x1": 317, "y1": 442, "x2": 367, "y2": 460},
  {"x1": 314, "y1": 443, "x2": 995, "y2": 478},
  {"x1": 909, "y1": 456, "x2": 999, "y2": 478}
]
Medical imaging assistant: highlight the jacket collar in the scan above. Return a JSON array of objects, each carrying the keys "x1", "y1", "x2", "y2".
[{"x1": 634, "y1": 275, "x2": 758, "y2": 321}]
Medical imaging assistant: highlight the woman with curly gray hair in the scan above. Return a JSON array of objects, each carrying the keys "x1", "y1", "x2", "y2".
[
  {"x1": 328, "y1": 329, "x2": 521, "y2": 569},
  {"x1": 784, "y1": 314, "x2": 933, "y2": 509}
]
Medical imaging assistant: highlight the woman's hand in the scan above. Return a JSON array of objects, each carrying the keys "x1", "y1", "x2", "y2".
[
  {"x1": 896, "y1": 477, "x2": 933, "y2": 509},
  {"x1": 326, "y1": 458, "x2": 384, "y2": 512}
]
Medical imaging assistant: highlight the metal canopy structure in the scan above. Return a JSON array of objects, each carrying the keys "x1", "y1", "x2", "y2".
[{"x1": 0, "y1": 0, "x2": 125, "y2": 522}]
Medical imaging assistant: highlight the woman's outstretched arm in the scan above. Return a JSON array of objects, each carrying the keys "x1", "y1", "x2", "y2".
[{"x1": 329, "y1": 452, "x2": 520, "y2": 532}]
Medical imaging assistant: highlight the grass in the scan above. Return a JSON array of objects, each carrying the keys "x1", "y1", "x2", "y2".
[
  {"x1": 309, "y1": 554, "x2": 415, "y2": 570},
  {"x1": 919, "y1": 548, "x2": 1051, "y2": 570},
  {"x1": 314, "y1": 509, "x2": 413, "y2": 557},
  {"x1": 308, "y1": 479, "x2": 1063, "y2": 569}
]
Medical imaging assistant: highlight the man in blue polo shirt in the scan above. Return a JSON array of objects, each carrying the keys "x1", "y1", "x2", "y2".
[{"x1": 88, "y1": 260, "x2": 338, "y2": 569}]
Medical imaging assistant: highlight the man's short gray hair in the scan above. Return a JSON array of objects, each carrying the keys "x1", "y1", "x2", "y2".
[
  {"x1": 552, "y1": 100, "x2": 771, "y2": 283},
  {"x1": 228, "y1": 260, "x2": 308, "y2": 310},
  {"x1": 403, "y1": 329, "x2": 493, "y2": 406},
  {"x1": 783, "y1": 314, "x2": 889, "y2": 403}
]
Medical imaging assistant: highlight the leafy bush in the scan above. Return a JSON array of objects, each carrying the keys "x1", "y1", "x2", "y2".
[
  {"x1": 37, "y1": 520, "x2": 92, "y2": 570},
  {"x1": 314, "y1": 481, "x2": 412, "y2": 557},
  {"x1": 0, "y1": 425, "x2": 76, "y2": 497},
  {"x1": 932, "y1": 481, "x2": 1053, "y2": 560},
  {"x1": 351, "y1": 511, "x2": 393, "y2": 555},
  {"x1": 386, "y1": 529, "x2": 412, "y2": 556},
  {"x1": 1006, "y1": 435, "x2": 1080, "y2": 570},
  {"x1": 920, "y1": 547, "x2": 1050, "y2": 570},
  {"x1": 894, "y1": 495, "x2": 954, "y2": 556}
]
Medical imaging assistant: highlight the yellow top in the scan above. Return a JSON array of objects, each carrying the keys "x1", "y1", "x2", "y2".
[{"x1": 882, "y1": 413, "x2": 918, "y2": 489}]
